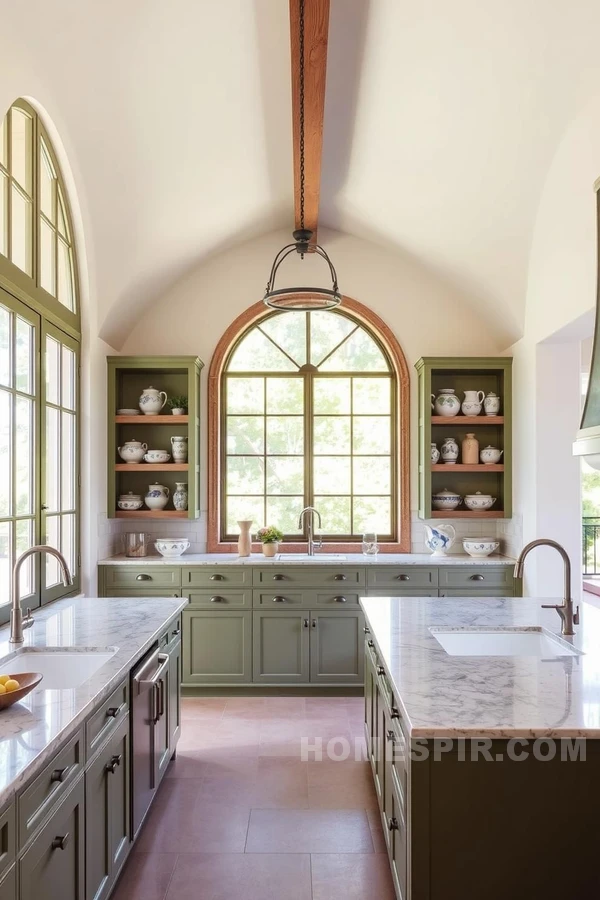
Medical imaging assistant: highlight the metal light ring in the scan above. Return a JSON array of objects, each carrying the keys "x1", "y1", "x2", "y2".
[{"x1": 263, "y1": 287, "x2": 342, "y2": 312}]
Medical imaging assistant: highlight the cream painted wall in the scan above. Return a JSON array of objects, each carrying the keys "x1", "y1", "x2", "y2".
[{"x1": 120, "y1": 227, "x2": 505, "y2": 534}]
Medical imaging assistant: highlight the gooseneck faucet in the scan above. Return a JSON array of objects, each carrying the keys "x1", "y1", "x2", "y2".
[
  {"x1": 298, "y1": 507, "x2": 322, "y2": 556},
  {"x1": 514, "y1": 539, "x2": 579, "y2": 636},
  {"x1": 11, "y1": 546, "x2": 73, "y2": 643}
]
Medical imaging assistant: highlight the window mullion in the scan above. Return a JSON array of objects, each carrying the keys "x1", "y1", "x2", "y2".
[{"x1": 305, "y1": 370, "x2": 313, "y2": 522}]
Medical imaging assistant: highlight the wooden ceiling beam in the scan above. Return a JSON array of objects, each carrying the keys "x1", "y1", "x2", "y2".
[{"x1": 289, "y1": 0, "x2": 330, "y2": 244}]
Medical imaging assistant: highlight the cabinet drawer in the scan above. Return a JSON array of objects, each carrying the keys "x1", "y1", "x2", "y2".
[
  {"x1": 253, "y1": 591, "x2": 306, "y2": 608},
  {"x1": 103, "y1": 566, "x2": 181, "y2": 588},
  {"x1": 182, "y1": 567, "x2": 252, "y2": 588},
  {"x1": 187, "y1": 590, "x2": 252, "y2": 608},
  {"x1": 438, "y1": 566, "x2": 514, "y2": 590},
  {"x1": 104, "y1": 589, "x2": 182, "y2": 598},
  {"x1": 158, "y1": 615, "x2": 182, "y2": 651},
  {"x1": 367, "y1": 589, "x2": 438, "y2": 597},
  {"x1": 367, "y1": 567, "x2": 438, "y2": 589},
  {"x1": 253, "y1": 567, "x2": 365, "y2": 587},
  {"x1": 86, "y1": 679, "x2": 129, "y2": 760},
  {"x1": 315, "y1": 592, "x2": 360, "y2": 606},
  {"x1": 18, "y1": 728, "x2": 84, "y2": 847},
  {"x1": 0, "y1": 804, "x2": 15, "y2": 884},
  {"x1": 440, "y1": 588, "x2": 513, "y2": 598}
]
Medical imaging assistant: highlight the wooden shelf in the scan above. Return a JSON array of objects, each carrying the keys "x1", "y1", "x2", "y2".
[
  {"x1": 431, "y1": 464, "x2": 504, "y2": 473},
  {"x1": 115, "y1": 415, "x2": 189, "y2": 424},
  {"x1": 115, "y1": 510, "x2": 188, "y2": 519},
  {"x1": 115, "y1": 464, "x2": 189, "y2": 472},
  {"x1": 431, "y1": 510, "x2": 504, "y2": 518},
  {"x1": 431, "y1": 416, "x2": 504, "y2": 426}
]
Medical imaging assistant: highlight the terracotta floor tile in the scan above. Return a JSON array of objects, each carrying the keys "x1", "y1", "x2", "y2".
[
  {"x1": 165, "y1": 853, "x2": 312, "y2": 900},
  {"x1": 305, "y1": 698, "x2": 354, "y2": 718},
  {"x1": 307, "y1": 760, "x2": 378, "y2": 809},
  {"x1": 253, "y1": 757, "x2": 309, "y2": 808},
  {"x1": 367, "y1": 809, "x2": 389, "y2": 853},
  {"x1": 311, "y1": 853, "x2": 396, "y2": 900},
  {"x1": 112, "y1": 852, "x2": 178, "y2": 900},
  {"x1": 223, "y1": 697, "x2": 268, "y2": 719},
  {"x1": 181, "y1": 697, "x2": 226, "y2": 719},
  {"x1": 245, "y1": 809, "x2": 375, "y2": 853},
  {"x1": 165, "y1": 748, "x2": 208, "y2": 779},
  {"x1": 264, "y1": 696, "x2": 307, "y2": 717}
]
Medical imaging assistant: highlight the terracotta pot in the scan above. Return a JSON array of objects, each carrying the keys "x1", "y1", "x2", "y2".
[{"x1": 262, "y1": 542, "x2": 279, "y2": 558}]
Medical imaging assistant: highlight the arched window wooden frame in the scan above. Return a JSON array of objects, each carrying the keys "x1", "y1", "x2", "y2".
[{"x1": 208, "y1": 297, "x2": 410, "y2": 553}]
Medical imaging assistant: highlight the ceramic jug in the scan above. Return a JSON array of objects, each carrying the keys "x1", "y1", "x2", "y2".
[
  {"x1": 173, "y1": 482, "x2": 188, "y2": 511},
  {"x1": 431, "y1": 443, "x2": 440, "y2": 464},
  {"x1": 484, "y1": 392, "x2": 501, "y2": 416},
  {"x1": 237, "y1": 520, "x2": 253, "y2": 557},
  {"x1": 461, "y1": 390, "x2": 484, "y2": 416},
  {"x1": 461, "y1": 433, "x2": 479, "y2": 465},
  {"x1": 424, "y1": 524, "x2": 456, "y2": 557},
  {"x1": 431, "y1": 389, "x2": 460, "y2": 417},
  {"x1": 139, "y1": 386, "x2": 168, "y2": 415},
  {"x1": 440, "y1": 437, "x2": 459, "y2": 464},
  {"x1": 145, "y1": 483, "x2": 170, "y2": 510},
  {"x1": 171, "y1": 435, "x2": 188, "y2": 463}
]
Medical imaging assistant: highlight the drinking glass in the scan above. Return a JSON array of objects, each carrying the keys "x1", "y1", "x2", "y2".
[{"x1": 362, "y1": 532, "x2": 379, "y2": 556}]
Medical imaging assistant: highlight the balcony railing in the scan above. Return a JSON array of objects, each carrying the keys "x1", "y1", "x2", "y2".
[{"x1": 583, "y1": 517, "x2": 600, "y2": 575}]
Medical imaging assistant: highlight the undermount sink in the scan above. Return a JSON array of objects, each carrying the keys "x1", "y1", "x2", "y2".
[
  {"x1": 0, "y1": 648, "x2": 117, "y2": 690},
  {"x1": 430, "y1": 627, "x2": 582, "y2": 658},
  {"x1": 276, "y1": 554, "x2": 347, "y2": 560}
]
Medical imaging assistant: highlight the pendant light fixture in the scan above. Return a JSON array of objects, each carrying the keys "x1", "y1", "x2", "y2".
[{"x1": 263, "y1": 0, "x2": 341, "y2": 311}]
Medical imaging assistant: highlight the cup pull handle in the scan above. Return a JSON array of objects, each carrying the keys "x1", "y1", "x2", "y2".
[
  {"x1": 136, "y1": 573, "x2": 152, "y2": 581},
  {"x1": 334, "y1": 596, "x2": 347, "y2": 603},
  {"x1": 210, "y1": 573, "x2": 224, "y2": 581},
  {"x1": 273, "y1": 574, "x2": 285, "y2": 581},
  {"x1": 396, "y1": 574, "x2": 410, "y2": 581},
  {"x1": 210, "y1": 596, "x2": 224, "y2": 602},
  {"x1": 470, "y1": 574, "x2": 485, "y2": 581},
  {"x1": 334, "y1": 574, "x2": 347, "y2": 581},
  {"x1": 273, "y1": 596, "x2": 286, "y2": 603}
]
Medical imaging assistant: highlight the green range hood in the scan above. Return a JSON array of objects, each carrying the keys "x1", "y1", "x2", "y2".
[{"x1": 574, "y1": 181, "x2": 600, "y2": 465}]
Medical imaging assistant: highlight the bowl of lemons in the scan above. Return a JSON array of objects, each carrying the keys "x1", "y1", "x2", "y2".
[{"x1": 0, "y1": 672, "x2": 43, "y2": 710}]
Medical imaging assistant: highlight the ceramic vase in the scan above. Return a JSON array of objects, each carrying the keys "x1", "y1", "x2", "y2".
[
  {"x1": 484, "y1": 392, "x2": 501, "y2": 416},
  {"x1": 139, "y1": 386, "x2": 167, "y2": 415},
  {"x1": 145, "y1": 483, "x2": 170, "y2": 510},
  {"x1": 461, "y1": 433, "x2": 479, "y2": 465},
  {"x1": 431, "y1": 389, "x2": 460, "y2": 417},
  {"x1": 441, "y1": 437, "x2": 459, "y2": 464},
  {"x1": 237, "y1": 520, "x2": 253, "y2": 557},
  {"x1": 171, "y1": 435, "x2": 188, "y2": 463},
  {"x1": 431, "y1": 443, "x2": 440, "y2": 464},
  {"x1": 262, "y1": 542, "x2": 279, "y2": 558},
  {"x1": 173, "y1": 482, "x2": 188, "y2": 511}
]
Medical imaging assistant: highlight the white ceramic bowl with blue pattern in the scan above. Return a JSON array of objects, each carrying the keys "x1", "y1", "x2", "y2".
[
  {"x1": 462, "y1": 539, "x2": 499, "y2": 558},
  {"x1": 154, "y1": 538, "x2": 190, "y2": 558}
]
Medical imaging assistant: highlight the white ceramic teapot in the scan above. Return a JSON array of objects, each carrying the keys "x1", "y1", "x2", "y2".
[
  {"x1": 139, "y1": 386, "x2": 168, "y2": 415},
  {"x1": 118, "y1": 440, "x2": 147, "y2": 464},
  {"x1": 424, "y1": 524, "x2": 456, "y2": 556}
]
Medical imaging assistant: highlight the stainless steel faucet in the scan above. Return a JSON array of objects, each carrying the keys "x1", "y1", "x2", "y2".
[
  {"x1": 11, "y1": 545, "x2": 73, "y2": 643},
  {"x1": 298, "y1": 507, "x2": 323, "y2": 556},
  {"x1": 514, "y1": 539, "x2": 579, "y2": 636}
]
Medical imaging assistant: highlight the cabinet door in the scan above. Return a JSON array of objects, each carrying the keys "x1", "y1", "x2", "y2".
[
  {"x1": 183, "y1": 610, "x2": 252, "y2": 685},
  {"x1": 387, "y1": 777, "x2": 407, "y2": 900},
  {"x1": 155, "y1": 655, "x2": 171, "y2": 785},
  {"x1": 20, "y1": 779, "x2": 85, "y2": 900},
  {"x1": 168, "y1": 639, "x2": 182, "y2": 754},
  {"x1": 252, "y1": 610, "x2": 310, "y2": 684},
  {"x1": 0, "y1": 868, "x2": 15, "y2": 900},
  {"x1": 85, "y1": 716, "x2": 130, "y2": 900},
  {"x1": 364, "y1": 639, "x2": 376, "y2": 757},
  {"x1": 309, "y1": 610, "x2": 365, "y2": 685}
]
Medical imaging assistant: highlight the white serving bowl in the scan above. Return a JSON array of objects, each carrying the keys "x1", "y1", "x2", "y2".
[
  {"x1": 463, "y1": 492, "x2": 496, "y2": 511},
  {"x1": 144, "y1": 450, "x2": 171, "y2": 464},
  {"x1": 117, "y1": 493, "x2": 144, "y2": 511},
  {"x1": 432, "y1": 490, "x2": 462, "y2": 511},
  {"x1": 117, "y1": 408, "x2": 140, "y2": 416},
  {"x1": 154, "y1": 538, "x2": 190, "y2": 558},
  {"x1": 463, "y1": 539, "x2": 500, "y2": 558}
]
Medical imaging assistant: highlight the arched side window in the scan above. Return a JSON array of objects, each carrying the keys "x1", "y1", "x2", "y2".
[
  {"x1": 208, "y1": 298, "x2": 410, "y2": 552},
  {"x1": 0, "y1": 99, "x2": 81, "y2": 620}
]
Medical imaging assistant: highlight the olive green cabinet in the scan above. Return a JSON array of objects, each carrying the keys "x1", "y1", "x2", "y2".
[
  {"x1": 309, "y1": 609, "x2": 364, "y2": 685},
  {"x1": 183, "y1": 609, "x2": 252, "y2": 685},
  {"x1": 20, "y1": 778, "x2": 85, "y2": 900},
  {"x1": 85, "y1": 715, "x2": 130, "y2": 900},
  {"x1": 252, "y1": 610, "x2": 310, "y2": 684},
  {"x1": 0, "y1": 868, "x2": 15, "y2": 900},
  {"x1": 168, "y1": 637, "x2": 182, "y2": 752}
]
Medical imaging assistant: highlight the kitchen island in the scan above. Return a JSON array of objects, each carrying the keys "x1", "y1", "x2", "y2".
[{"x1": 360, "y1": 595, "x2": 600, "y2": 900}]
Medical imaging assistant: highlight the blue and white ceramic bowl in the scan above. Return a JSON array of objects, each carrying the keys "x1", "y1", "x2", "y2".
[
  {"x1": 462, "y1": 539, "x2": 499, "y2": 558},
  {"x1": 154, "y1": 538, "x2": 190, "y2": 558}
]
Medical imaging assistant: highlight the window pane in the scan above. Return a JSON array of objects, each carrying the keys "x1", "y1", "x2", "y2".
[
  {"x1": 0, "y1": 306, "x2": 10, "y2": 387},
  {"x1": 45, "y1": 335, "x2": 60, "y2": 405},
  {"x1": 228, "y1": 329, "x2": 297, "y2": 372},
  {"x1": 45, "y1": 515, "x2": 60, "y2": 586},
  {"x1": 61, "y1": 411, "x2": 76, "y2": 510},
  {"x1": 266, "y1": 417, "x2": 303, "y2": 455},
  {"x1": 11, "y1": 186, "x2": 32, "y2": 275},
  {"x1": 57, "y1": 189, "x2": 68, "y2": 238},
  {"x1": 11, "y1": 108, "x2": 32, "y2": 193},
  {"x1": 226, "y1": 457, "x2": 264, "y2": 494},
  {"x1": 0, "y1": 521, "x2": 11, "y2": 608},
  {"x1": 40, "y1": 218, "x2": 56, "y2": 295},
  {"x1": 15, "y1": 315, "x2": 33, "y2": 394},
  {"x1": 353, "y1": 416, "x2": 390, "y2": 454},
  {"x1": 0, "y1": 390, "x2": 11, "y2": 516},
  {"x1": 260, "y1": 313, "x2": 307, "y2": 367},
  {"x1": 266, "y1": 496, "x2": 303, "y2": 534},
  {"x1": 313, "y1": 496, "x2": 351, "y2": 534},
  {"x1": 57, "y1": 238, "x2": 74, "y2": 310},
  {"x1": 62, "y1": 345, "x2": 75, "y2": 410},
  {"x1": 225, "y1": 497, "x2": 264, "y2": 536},
  {"x1": 227, "y1": 416, "x2": 264, "y2": 454},
  {"x1": 16, "y1": 519, "x2": 34, "y2": 599},
  {"x1": 45, "y1": 406, "x2": 60, "y2": 511},
  {"x1": 226, "y1": 377, "x2": 264, "y2": 414},
  {"x1": 61, "y1": 513, "x2": 76, "y2": 575},
  {"x1": 266, "y1": 377, "x2": 303, "y2": 414},
  {"x1": 15, "y1": 396, "x2": 33, "y2": 515},
  {"x1": 266, "y1": 457, "x2": 303, "y2": 495},
  {"x1": 0, "y1": 172, "x2": 7, "y2": 257},
  {"x1": 353, "y1": 378, "x2": 391, "y2": 414},
  {"x1": 320, "y1": 328, "x2": 388, "y2": 372},
  {"x1": 313, "y1": 416, "x2": 350, "y2": 455},
  {"x1": 353, "y1": 497, "x2": 391, "y2": 535},
  {"x1": 40, "y1": 143, "x2": 55, "y2": 221},
  {"x1": 353, "y1": 457, "x2": 390, "y2": 495},
  {"x1": 313, "y1": 377, "x2": 350, "y2": 414},
  {"x1": 310, "y1": 311, "x2": 355, "y2": 367},
  {"x1": 313, "y1": 457, "x2": 351, "y2": 494}
]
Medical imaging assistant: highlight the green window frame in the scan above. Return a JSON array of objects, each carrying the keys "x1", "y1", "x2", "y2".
[{"x1": 0, "y1": 99, "x2": 81, "y2": 622}]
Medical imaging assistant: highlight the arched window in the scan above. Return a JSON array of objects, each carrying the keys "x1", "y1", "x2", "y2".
[
  {"x1": 208, "y1": 298, "x2": 410, "y2": 552},
  {"x1": 0, "y1": 99, "x2": 81, "y2": 619}
]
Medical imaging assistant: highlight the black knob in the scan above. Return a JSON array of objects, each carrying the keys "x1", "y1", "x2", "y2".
[
  {"x1": 377, "y1": 665, "x2": 385, "y2": 676},
  {"x1": 386, "y1": 730, "x2": 395, "y2": 742},
  {"x1": 363, "y1": 626, "x2": 370, "y2": 634},
  {"x1": 52, "y1": 833, "x2": 70, "y2": 851},
  {"x1": 388, "y1": 818, "x2": 399, "y2": 832},
  {"x1": 172, "y1": 627, "x2": 181, "y2": 636},
  {"x1": 106, "y1": 754, "x2": 122, "y2": 774},
  {"x1": 311, "y1": 619, "x2": 317, "y2": 628},
  {"x1": 390, "y1": 707, "x2": 400, "y2": 719},
  {"x1": 106, "y1": 707, "x2": 119, "y2": 718},
  {"x1": 51, "y1": 767, "x2": 69, "y2": 783},
  {"x1": 367, "y1": 640, "x2": 375, "y2": 648},
  {"x1": 303, "y1": 619, "x2": 309, "y2": 628}
]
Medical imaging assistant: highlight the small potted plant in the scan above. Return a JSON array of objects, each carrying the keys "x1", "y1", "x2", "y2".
[
  {"x1": 256, "y1": 525, "x2": 283, "y2": 558},
  {"x1": 168, "y1": 396, "x2": 188, "y2": 416}
]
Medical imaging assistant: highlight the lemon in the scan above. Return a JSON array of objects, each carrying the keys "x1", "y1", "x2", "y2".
[
  {"x1": 4, "y1": 679, "x2": 20, "y2": 693},
  {"x1": 0, "y1": 675, "x2": 10, "y2": 686},
  {"x1": 0, "y1": 684, "x2": 6, "y2": 694}
]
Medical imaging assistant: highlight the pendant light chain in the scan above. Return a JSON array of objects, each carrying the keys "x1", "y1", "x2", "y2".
[{"x1": 299, "y1": 0, "x2": 306, "y2": 231}]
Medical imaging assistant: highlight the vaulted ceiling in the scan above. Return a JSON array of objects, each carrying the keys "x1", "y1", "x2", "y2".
[{"x1": 2, "y1": 0, "x2": 600, "y2": 346}]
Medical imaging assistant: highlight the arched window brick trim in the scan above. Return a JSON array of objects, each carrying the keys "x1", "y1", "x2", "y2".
[{"x1": 207, "y1": 296, "x2": 410, "y2": 553}]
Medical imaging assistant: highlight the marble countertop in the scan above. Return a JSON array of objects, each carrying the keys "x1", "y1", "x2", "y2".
[
  {"x1": 360, "y1": 595, "x2": 600, "y2": 739},
  {"x1": 0, "y1": 595, "x2": 186, "y2": 809},
  {"x1": 98, "y1": 552, "x2": 516, "y2": 567}
]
